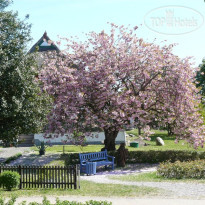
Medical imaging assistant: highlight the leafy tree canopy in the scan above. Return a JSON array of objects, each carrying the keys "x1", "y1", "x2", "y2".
[
  {"x1": 196, "y1": 59, "x2": 205, "y2": 97},
  {"x1": 0, "y1": 0, "x2": 51, "y2": 145},
  {"x1": 41, "y1": 24, "x2": 205, "y2": 151}
]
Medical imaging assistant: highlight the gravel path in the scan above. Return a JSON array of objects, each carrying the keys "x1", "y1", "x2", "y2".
[
  {"x1": 8, "y1": 153, "x2": 60, "y2": 166},
  {"x1": 0, "y1": 147, "x2": 60, "y2": 166},
  {"x1": 0, "y1": 147, "x2": 32, "y2": 163},
  {"x1": 81, "y1": 164, "x2": 205, "y2": 199}
]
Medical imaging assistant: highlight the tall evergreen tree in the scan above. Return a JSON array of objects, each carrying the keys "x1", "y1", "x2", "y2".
[{"x1": 0, "y1": 0, "x2": 51, "y2": 145}]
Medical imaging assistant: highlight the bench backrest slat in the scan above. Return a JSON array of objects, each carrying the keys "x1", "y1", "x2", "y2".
[{"x1": 79, "y1": 150, "x2": 108, "y2": 163}]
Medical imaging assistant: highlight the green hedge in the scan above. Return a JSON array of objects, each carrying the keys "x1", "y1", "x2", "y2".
[
  {"x1": 62, "y1": 150, "x2": 205, "y2": 166},
  {"x1": 0, "y1": 196, "x2": 112, "y2": 205},
  {"x1": 125, "y1": 150, "x2": 205, "y2": 163},
  {"x1": 157, "y1": 160, "x2": 205, "y2": 179}
]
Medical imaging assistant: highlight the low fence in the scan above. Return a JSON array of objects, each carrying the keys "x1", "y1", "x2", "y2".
[{"x1": 0, "y1": 165, "x2": 80, "y2": 189}]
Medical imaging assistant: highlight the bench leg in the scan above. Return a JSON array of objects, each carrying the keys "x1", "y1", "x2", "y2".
[{"x1": 86, "y1": 162, "x2": 97, "y2": 175}]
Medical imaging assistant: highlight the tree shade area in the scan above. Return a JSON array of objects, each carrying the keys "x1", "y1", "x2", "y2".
[{"x1": 0, "y1": 0, "x2": 51, "y2": 146}]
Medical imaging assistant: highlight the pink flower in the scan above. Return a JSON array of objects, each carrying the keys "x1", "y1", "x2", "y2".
[{"x1": 40, "y1": 23, "x2": 205, "y2": 150}]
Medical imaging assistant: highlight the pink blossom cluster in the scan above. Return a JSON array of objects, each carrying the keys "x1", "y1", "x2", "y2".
[
  {"x1": 40, "y1": 24, "x2": 205, "y2": 148},
  {"x1": 139, "y1": 126, "x2": 154, "y2": 141}
]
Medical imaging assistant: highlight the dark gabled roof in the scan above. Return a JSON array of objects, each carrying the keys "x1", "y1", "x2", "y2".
[{"x1": 28, "y1": 31, "x2": 60, "y2": 53}]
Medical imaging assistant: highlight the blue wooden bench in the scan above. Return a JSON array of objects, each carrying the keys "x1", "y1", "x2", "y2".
[{"x1": 79, "y1": 150, "x2": 115, "y2": 174}]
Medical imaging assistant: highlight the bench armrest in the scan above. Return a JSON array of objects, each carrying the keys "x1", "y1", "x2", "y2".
[
  {"x1": 107, "y1": 155, "x2": 115, "y2": 162},
  {"x1": 107, "y1": 155, "x2": 115, "y2": 159},
  {"x1": 81, "y1": 160, "x2": 87, "y2": 165}
]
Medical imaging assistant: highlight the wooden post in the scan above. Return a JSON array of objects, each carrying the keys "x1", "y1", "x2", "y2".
[
  {"x1": 36, "y1": 166, "x2": 40, "y2": 188},
  {"x1": 74, "y1": 165, "x2": 77, "y2": 189},
  {"x1": 54, "y1": 166, "x2": 57, "y2": 188},
  {"x1": 45, "y1": 166, "x2": 48, "y2": 188},
  {"x1": 52, "y1": 166, "x2": 54, "y2": 188},
  {"x1": 48, "y1": 166, "x2": 50, "y2": 188},
  {"x1": 60, "y1": 166, "x2": 62, "y2": 188},
  {"x1": 58, "y1": 166, "x2": 60, "y2": 188},
  {"x1": 70, "y1": 166, "x2": 72, "y2": 189},
  {"x1": 32, "y1": 166, "x2": 34, "y2": 188},
  {"x1": 26, "y1": 166, "x2": 28, "y2": 188},
  {"x1": 34, "y1": 166, "x2": 36, "y2": 188},
  {"x1": 29, "y1": 166, "x2": 31, "y2": 188},
  {"x1": 40, "y1": 166, "x2": 42, "y2": 188},
  {"x1": 67, "y1": 166, "x2": 70, "y2": 189},
  {"x1": 18, "y1": 165, "x2": 22, "y2": 189},
  {"x1": 78, "y1": 164, "x2": 80, "y2": 189},
  {"x1": 43, "y1": 167, "x2": 46, "y2": 188}
]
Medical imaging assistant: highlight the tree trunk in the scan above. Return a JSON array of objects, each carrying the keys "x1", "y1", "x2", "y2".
[
  {"x1": 167, "y1": 123, "x2": 173, "y2": 136},
  {"x1": 102, "y1": 128, "x2": 119, "y2": 151},
  {"x1": 137, "y1": 120, "x2": 142, "y2": 135},
  {"x1": 138, "y1": 127, "x2": 141, "y2": 135}
]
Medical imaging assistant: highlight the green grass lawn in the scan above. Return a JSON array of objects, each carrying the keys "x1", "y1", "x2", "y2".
[
  {"x1": 31, "y1": 145, "x2": 105, "y2": 154},
  {"x1": 28, "y1": 129, "x2": 205, "y2": 154},
  {"x1": 46, "y1": 159, "x2": 65, "y2": 166},
  {"x1": 127, "y1": 129, "x2": 205, "y2": 151},
  {"x1": 0, "y1": 180, "x2": 163, "y2": 198},
  {"x1": 109, "y1": 171, "x2": 205, "y2": 183}
]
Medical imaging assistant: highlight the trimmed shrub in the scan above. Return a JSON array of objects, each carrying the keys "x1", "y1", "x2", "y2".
[
  {"x1": 62, "y1": 150, "x2": 205, "y2": 166},
  {"x1": 157, "y1": 160, "x2": 205, "y2": 179},
  {"x1": 124, "y1": 150, "x2": 201, "y2": 163},
  {"x1": 0, "y1": 171, "x2": 20, "y2": 190}
]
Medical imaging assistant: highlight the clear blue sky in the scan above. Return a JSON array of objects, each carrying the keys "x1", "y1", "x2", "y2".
[{"x1": 10, "y1": 0, "x2": 205, "y2": 66}]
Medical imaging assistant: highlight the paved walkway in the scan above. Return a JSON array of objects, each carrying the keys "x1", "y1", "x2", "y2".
[
  {"x1": 83, "y1": 175, "x2": 205, "y2": 198},
  {"x1": 81, "y1": 164, "x2": 205, "y2": 199}
]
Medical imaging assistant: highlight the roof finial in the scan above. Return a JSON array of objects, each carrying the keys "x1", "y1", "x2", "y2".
[{"x1": 43, "y1": 31, "x2": 47, "y2": 38}]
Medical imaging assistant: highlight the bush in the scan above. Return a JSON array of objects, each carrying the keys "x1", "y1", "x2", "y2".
[
  {"x1": 157, "y1": 160, "x2": 205, "y2": 179},
  {"x1": 61, "y1": 153, "x2": 80, "y2": 166},
  {"x1": 56, "y1": 198, "x2": 112, "y2": 205},
  {"x1": 62, "y1": 150, "x2": 205, "y2": 166},
  {"x1": 85, "y1": 200, "x2": 112, "y2": 205},
  {"x1": 0, "y1": 195, "x2": 17, "y2": 205},
  {"x1": 123, "y1": 150, "x2": 203, "y2": 163},
  {"x1": 1, "y1": 197, "x2": 112, "y2": 205},
  {"x1": 0, "y1": 171, "x2": 20, "y2": 190}
]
